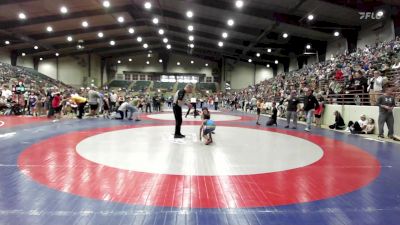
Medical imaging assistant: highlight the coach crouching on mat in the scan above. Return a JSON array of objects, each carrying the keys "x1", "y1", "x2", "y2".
[{"x1": 173, "y1": 83, "x2": 193, "y2": 138}]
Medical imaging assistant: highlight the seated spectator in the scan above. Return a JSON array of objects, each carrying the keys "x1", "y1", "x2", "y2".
[
  {"x1": 347, "y1": 114, "x2": 368, "y2": 134},
  {"x1": 361, "y1": 118, "x2": 375, "y2": 134},
  {"x1": 329, "y1": 111, "x2": 346, "y2": 130}
]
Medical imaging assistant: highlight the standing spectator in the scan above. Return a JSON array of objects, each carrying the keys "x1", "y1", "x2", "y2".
[
  {"x1": 109, "y1": 91, "x2": 117, "y2": 111},
  {"x1": 214, "y1": 95, "x2": 219, "y2": 110},
  {"x1": 377, "y1": 87, "x2": 398, "y2": 140},
  {"x1": 285, "y1": 90, "x2": 300, "y2": 129},
  {"x1": 52, "y1": 92, "x2": 62, "y2": 120},
  {"x1": 369, "y1": 70, "x2": 384, "y2": 106},
  {"x1": 1, "y1": 85, "x2": 12, "y2": 101},
  {"x1": 302, "y1": 88, "x2": 319, "y2": 132},
  {"x1": 145, "y1": 95, "x2": 152, "y2": 113},
  {"x1": 87, "y1": 88, "x2": 101, "y2": 116},
  {"x1": 314, "y1": 94, "x2": 325, "y2": 128}
]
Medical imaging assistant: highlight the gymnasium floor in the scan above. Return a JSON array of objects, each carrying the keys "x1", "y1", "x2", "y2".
[{"x1": 0, "y1": 109, "x2": 399, "y2": 225}]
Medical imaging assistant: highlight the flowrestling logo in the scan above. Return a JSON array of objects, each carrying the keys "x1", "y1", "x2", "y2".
[{"x1": 359, "y1": 11, "x2": 384, "y2": 20}]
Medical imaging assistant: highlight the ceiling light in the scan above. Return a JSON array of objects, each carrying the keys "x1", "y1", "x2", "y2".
[
  {"x1": 166, "y1": 44, "x2": 171, "y2": 49},
  {"x1": 144, "y1": 2, "x2": 152, "y2": 9},
  {"x1": 186, "y1": 10, "x2": 193, "y2": 18},
  {"x1": 218, "y1": 41, "x2": 224, "y2": 47},
  {"x1": 235, "y1": 0, "x2": 244, "y2": 8},
  {"x1": 306, "y1": 44, "x2": 311, "y2": 49},
  {"x1": 66, "y1": 36, "x2": 73, "y2": 42},
  {"x1": 128, "y1": 27, "x2": 135, "y2": 34},
  {"x1": 143, "y1": 43, "x2": 148, "y2": 48},
  {"x1": 21, "y1": 53, "x2": 26, "y2": 56},
  {"x1": 152, "y1": 18, "x2": 159, "y2": 24},
  {"x1": 256, "y1": 53, "x2": 260, "y2": 57},
  {"x1": 163, "y1": 38, "x2": 168, "y2": 43},
  {"x1": 248, "y1": 59, "x2": 252, "y2": 63},
  {"x1": 282, "y1": 33, "x2": 288, "y2": 38},
  {"x1": 205, "y1": 63, "x2": 208, "y2": 67},
  {"x1": 46, "y1": 26, "x2": 53, "y2": 32},
  {"x1": 188, "y1": 25, "x2": 194, "y2": 31},
  {"x1": 266, "y1": 64, "x2": 270, "y2": 68},
  {"x1": 98, "y1": 32, "x2": 104, "y2": 38},
  {"x1": 102, "y1": 1, "x2": 110, "y2": 8},
  {"x1": 188, "y1": 35, "x2": 194, "y2": 41},
  {"x1": 110, "y1": 40, "x2": 115, "y2": 46},
  {"x1": 158, "y1": 29, "x2": 164, "y2": 35},
  {"x1": 4, "y1": 40, "x2": 10, "y2": 45},
  {"x1": 191, "y1": 60, "x2": 194, "y2": 64},
  {"x1": 82, "y1": 21, "x2": 89, "y2": 27},
  {"x1": 34, "y1": 46, "x2": 38, "y2": 50},
  {"x1": 18, "y1": 12, "x2": 26, "y2": 20},
  {"x1": 146, "y1": 61, "x2": 150, "y2": 65},
  {"x1": 189, "y1": 43, "x2": 194, "y2": 48},
  {"x1": 159, "y1": 59, "x2": 163, "y2": 63},
  {"x1": 137, "y1": 36, "x2": 142, "y2": 42},
  {"x1": 227, "y1": 19, "x2": 234, "y2": 26},
  {"x1": 60, "y1": 6, "x2": 68, "y2": 14},
  {"x1": 275, "y1": 60, "x2": 278, "y2": 64},
  {"x1": 307, "y1": 14, "x2": 314, "y2": 21},
  {"x1": 334, "y1": 31, "x2": 340, "y2": 37},
  {"x1": 129, "y1": 58, "x2": 132, "y2": 62},
  {"x1": 117, "y1": 60, "x2": 121, "y2": 64},
  {"x1": 222, "y1": 32, "x2": 228, "y2": 39},
  {"x1": 117, "y1": 16, "x2": 124, "y2": 23},
  {"x1": 40, "y1": 58, "x2": 43, "y2": 61},
  {"x1": 55, "y1": 53, "x2": 59, "y2": 57},
  {"x1": 267, "y1": 48, "x2": 272, "y2": 53},
  {"x1": 177, "y1": 62, "x2": 181, "y2": 66}
]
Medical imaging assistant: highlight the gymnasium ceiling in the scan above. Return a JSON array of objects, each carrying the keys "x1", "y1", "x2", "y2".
[{"x1": 0, "y1": 0, "x2": 398, "y2": 65}]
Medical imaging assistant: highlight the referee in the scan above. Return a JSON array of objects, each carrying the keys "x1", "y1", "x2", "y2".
[{"x1": 173, "y1": 83, "x2": 193, "y2": 138}]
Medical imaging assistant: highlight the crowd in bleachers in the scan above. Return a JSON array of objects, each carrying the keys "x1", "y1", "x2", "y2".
[{"x1": 223, "y1": 36, "x2": 400, "y2": 109}]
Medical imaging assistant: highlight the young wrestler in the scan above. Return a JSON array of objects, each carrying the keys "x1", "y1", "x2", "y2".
[{"x1": 200, "y1": 113, "x2": 216, "y2": 145}]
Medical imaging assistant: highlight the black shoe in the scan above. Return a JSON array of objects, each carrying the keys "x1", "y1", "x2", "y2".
[
  {"x1": 378, "y1": 135, "x2": 384, "y2": 138},
  {"x1": 389, "y1": 136, "x2": 400, "y2": 141},
  {"x1": 292, "y1": 127, "x2": 297, "y2": 129},
  {"x1": 174, "y1": 134, "x2": 185, "y2": 138},
  {"x1": 284, "y1": 125, "x2": 289, "y2": 128}
]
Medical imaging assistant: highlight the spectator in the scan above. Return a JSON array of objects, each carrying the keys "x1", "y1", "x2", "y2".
[
  {"x1": 285, "y1": 90, "x2": 300, "y2": 129},
  {"x1": 377, "y1": 87, "x2": 398, "y2": 140},
  {"x1": 302, "y1": 88, "x2": 319, "y2": 132},
  {"x1": 329, "y1": 111, "x2": 346, "y2": 130},
  {"x1": 368, "y1": 70, "x2": 384, "y2": 106}
]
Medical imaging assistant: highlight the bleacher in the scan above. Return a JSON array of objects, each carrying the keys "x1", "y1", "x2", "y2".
[
  {"x1": 196, "y1": 82, "x2": 217, "y2": 93},
  {"x1": 153, "y1": 82, "x2": 175, "y2": 91},
  {"x1": 108, "y1": 80, "x2": 132, "y2": 89},
  {"x1": 131, "y1": 81, "x2": 151, "y2": 92},
  {"x1": 177, "y1": 82, "x2": 189, "y2": 91}
]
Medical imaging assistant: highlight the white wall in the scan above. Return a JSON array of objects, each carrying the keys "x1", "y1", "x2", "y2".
[
  {"x1": 289, "y1": 53, "x2": 298, "y2": 72},
  {"x1": 255, "y1": 65, "x2": 273, "y2": 83},
  {"x1": 38, "y1": 54, "x2": 102, "y2": 87},
  {"x1": 0, "y1": 49, "x2": 10, "y2": 64},
  {"x1": 115, "y1": 53, "x2": 216, "y2": 79},
  {"x1": 357, "y1": 19, "x2": 395, "y2": 48},
  {"x1": 17, "y1": 56, "x2": 34, "y2": 68},
  {"x1": 226, "y1": 61, "x2": 254, "y2": 89},
  {"x1": 306, "y1": 55, "x2": 318, "y2": 65},
  {"x1": 38, "y1": 59, "x2": 57, "y2": 80},
  {"x1": 277, "y1": 63, "x2": 284, "y2": 74},
  {"x1": 326, "y1": 37, "x2": 348, "y2": 61}
]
